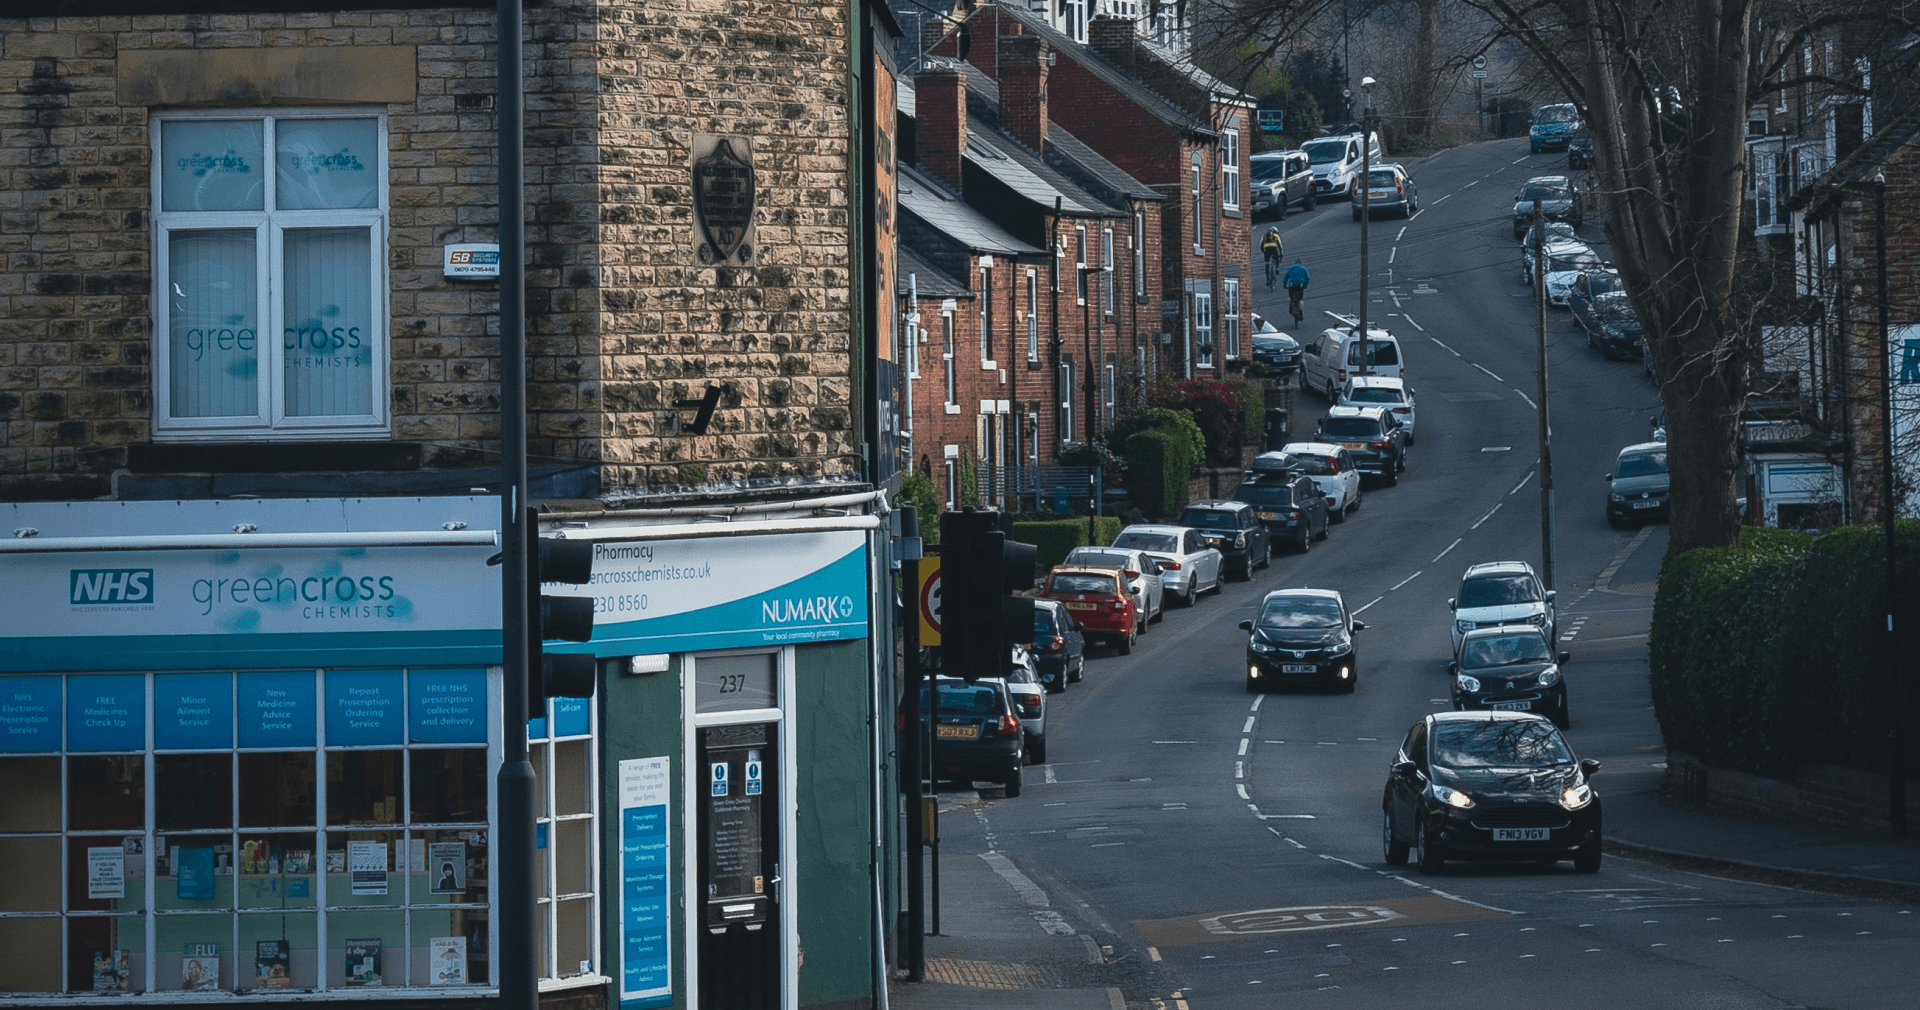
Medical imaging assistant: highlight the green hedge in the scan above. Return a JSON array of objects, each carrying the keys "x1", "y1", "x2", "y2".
[
  {"x1": 1014, "y1": 517, "x2": 1124, "y2": 570},
  {"x1": 1226, "y1": 377, "x2": 1266, "y2": 445},
  {"x1": 1122, "y1": 427, "x2": 1195, "y2": 519},
  {"x1": 1650, "y1": 521, "x2": 1920, "y2": 779}
]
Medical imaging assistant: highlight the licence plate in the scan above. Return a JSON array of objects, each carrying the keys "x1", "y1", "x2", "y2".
[
  {"x1": 1280, "y1": 664, "x2": 1317, "y2": 673},
  {"x1": 1632, "y1": 500, "x2": 1661, "y2": 509},
  {"x1": 1258, "y1": 511, "x2": 1278, "y2": 519},
  {"x1": 935, "y1": 725, "x2": 979, "y2": 739},
  {"x1": 1493, "y1": 827, "x2": 1550, "y2": 842},
  {"x1": 1063, "y1": 602, "x2": 1096, "y2": 611},
  {"x1": 1491, "y1": 701, "x2": 1531, "y2": 711},
  {"x1": 1338, "y1": 442, "x2": 1366, "y2": 451}
]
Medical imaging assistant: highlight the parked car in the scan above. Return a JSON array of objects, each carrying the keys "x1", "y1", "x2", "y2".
[
  {"x1": 1382, "y1": 711, "x2": 1603, "y2": 874},
  {"x1": 1298, "y1": 324, "x2": 1405, "y2": 401},
  {"x1": 997, "y1": 649, "x2": 1049, "y2": 762},
  {"x1": 1109, "y1": 525, "x2": 1223, "y2": 607},
  {"x1": 1063, "y1": 545, "x2": 1165, "y2": 628},
  {"x1": 1352, "y1": 163, "x2": 1419, "y2": 219},
  {"x1": 1572, "y1": 290, "x2": 1644, "y2": 358},
  {"x1": 1278, "y1": 442, "x2": 1363, "y2": 521},
  {"x1": 1250, "y1": 149, "x2": 1316, "y2": 219},
  {"x1": 1232, "y1": 469, "x2": 1329, "y2": 552},
  {"x1": 1238, "y1": 587, "x2": 1365, "y2": 693},
  {"x1": 1450, "y1": 625, "x2": 1572, "y2": 729},
  {"x1": 1529, "y1": 102, "x2": 1584, "y2": 152},
  {"x1": 1566, "y1": 129, "x2": 1594, "y2": 169},
  {"x1": 1249, "y1": 315, "x2": 1302, "y2": 375},
  {"x1": 1605, "y1": 441, "x2": 1670, "y2": 527},
  {"x1": 1303, "y1": 130, "x2": 1385, "y2": 199},
  {"x1": 1512, "y1": 175, "x2": 1582, "y2": 237},
  {"x1": 1538, "y1": 244, "x2": 1606, "y2": 307},
  {"x1": 921, "y1": 676, "x2": 1024, "y2": 796},
  {"x1": 1029, "y1": 598, "x2": 1087, "y2": 692},
  {"x1": 1316, "y1": 405, "x2": 1406, "y2": 485},
  {"x1": 1037, "y1": 565, "x2": 1139, "y2": 654},
  {"x1": 1566, "y1": 267, "x2": 1622, "y2": 318},
  {"x1": 1179, "y1": 499, "x2": 1274, "y2": 578},
  {"x1": 1520, "y1": 219, "x2": 1579, "y2": 250},
  {"x1": 1336, "y1": 375, "x2": 1418, "y2": 445},
  {"x1": 1448, "y1": 560, "x2": 1557, "y2": 653},
  {"x1": 1521, "y1": 235, "x2": 1597, "y2": 288}
]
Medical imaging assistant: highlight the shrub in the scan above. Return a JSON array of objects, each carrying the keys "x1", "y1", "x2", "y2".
[
  {"x1": 1122, "y1": 427, "x2": 1195, "y2": 519},
  {"x1": 1109, "y1": 407, "x2": 1204, "y2": 476},
  {"x1": 893, "y1": 473, "x2": 942, "y2": 545},
  {"x1": 1224, "y1": 377, "x2": 1265, "y2": 445},
  {"x1": 1014, "y1": 517, "x2": 1125, "y2": 570},
  {"x1": 958, "y1": 448, "x2": 981, "y2": 507},
  {"x1": 1150, "y1": 377, "x2": 1247, "y2": 466}
]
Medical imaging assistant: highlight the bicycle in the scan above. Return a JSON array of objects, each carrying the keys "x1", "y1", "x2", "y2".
[
  {"x1": 1287, "y1": 285, "x2": 1305, "y2": 327},
  {"x1": 1264, "y1": 252, "x2": 1281, "y2": 289}
]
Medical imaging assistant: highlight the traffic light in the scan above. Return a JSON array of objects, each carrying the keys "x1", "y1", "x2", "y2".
[
  {"x1": 939, "y1": 508, "x2": 1037, "y2": 680},
  {"x1": 526, "y1": 510, "x2": 597, "y2": 708}
]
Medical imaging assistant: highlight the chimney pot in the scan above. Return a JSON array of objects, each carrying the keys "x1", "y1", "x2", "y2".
[{"x1": 915, "y1": 60, "x2": 969, "y2": 195}]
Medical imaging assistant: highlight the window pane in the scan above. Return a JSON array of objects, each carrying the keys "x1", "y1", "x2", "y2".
[
  {"x1": 276, "y1": 118, "x2": 379, "y2": 209},
  {"x1": 168, "y1": 229, "x2": 260, "y2": 419},
  {"x1": 408, "y1": 748, "x2": 487, "y2": 824},
  {"x1": 161, "y1": 119, "x2": 265, "y2": 211},
  {"x1": 239, "y1": 751, "x2": 316, "y2": 827},
  {"x1": 68, "y1": 755, "x2": 144, "y2": 831},
  {"x1": 0, "y1": 755, "x2": 60, "y2": 831},
  {"x1": 154, "y1": 913, "x2": 231, "y2": 990},
  {"x1": 283, "y1": 227, "x2": 374, "y2": 417},
  {"x1": 240, "y1": 913, "x2": 321, "y2": 990},
  {"x1": 156, "y1": 753, "x2": 233, "y2": 830},
  {"x1": 555, "y1": 897, "x2": 593, "y2": 977},
  {"x1": 328, "y1": 910, "x2": 404, "y2": 987},
  {"x1": 155, "y1": 832, "x2": 232, "y2": 911},
  {"x1": 0, "y1": 837, "x2": 61, "y2": 911},
  {"x1": 0, "y1": 916, "x2": 61, "y2": 992},
  {"x1": 553, "y1": 739, "x2": 590, "y2": 816},
  {"x1": 555, "y1": 819, "x2": 589, "y2": 895},
  {"x1": 327, "y1": 749, "x2": 402, "y2": 826},
  {"x1": 324, "y1": 829, "x2": 398, "y2": 906},
  {"x1": 413, "y1": 828, "x2": 488, "y2": 905},
  {"x1": 236, "y1": 832, "x2": 318, "y2": 909},
  {"x1": 68, "y1": 916, "x2": 145, "y2": 993}
]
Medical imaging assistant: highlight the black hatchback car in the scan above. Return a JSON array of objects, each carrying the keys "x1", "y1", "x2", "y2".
[
  {"x1": 1450, "y1": 626, "x2": 1572, "y2": 728},
  {"x1": 1382, "y1": 711, "x2": 1602, "y2": 874},
  {"x1": 1317, "y1": 405, "x2": 1406, "y2": 485},
  {"x1": 1605, "y1": 441, "x2": 1670, "y2": 526},
  {"x1": 1178, "y1": 500, "x2": 1274, "y2": 579},
  {"x1": 919, "y1": 677, "x2": 1025, "y2": 797},
  {"x1": 1572, "y1": 291, "x2": 1643, "y2": 359},
  {"x1": 1030, "y1": 598, "x2": 1086, "y2": 693},
  {"x1": 1232, "y1": 472, "x2": 1330, "y2": 552},
  {"x1": 1238, "y1": 588, "x2": 1365, "y2": 693}
]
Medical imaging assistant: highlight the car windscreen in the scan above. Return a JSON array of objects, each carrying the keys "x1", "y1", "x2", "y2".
[
  {"x1": 1460, "y1": 633, "x2": 1554, "y2": 668},
  {"x1": 1550, "y1": 250, "x2": 1602, "y2": 273},
  {"x1": 1251, "y1": 159, "x2": 1291, "y2": 181},
  {"x1": 1234, "y1": 484, "x2": 1294, "y2": 507},
  {"x1": 1303, "y1": 139, "x2": 1346, "y2": 164},
  {"x1": 1519, "y1": 182, "x2": 1569, "y2": 202},
  {"x1": 1432, "y1": 719, "x2": 1573, "y2": 768},
  {"x1": 1049, "y1": 572, "x2": 1118, "y2": 595},
  {"x1": 1321, "y1": 417, "x2": 1383, "y2": 438},
  {"x1": 1456, "y1": 574, "x2": 1540, "y2": 608},
  {"x1": 1536, "y1": 105, "x2": 1579, "y2": 123},
  {"x1": 1066, "y1": 549, "x2": 1134, "y2": 570},
  {"x1": 1346, "y1": 387, "x2": 1401, "y2": 404},
  {"x1": 1615, "y1": 450, "x2": 1668, "y2": 477},
  {"x1": 1257, "y1": 596, "x2": 1345, "y2": 629},
  {"x1": 930, "y1": 683, "x2": 1001, "y2": 715},
  {"x1": 1179, "y1": 510, "x2": 1239, "y2": 530},
  {"x1": 1345, "y1": 341, "x2": 1400, "y2": 366},
  {"x1": 1112, "y1": 532, "x2": 1177, "y2": 553}
]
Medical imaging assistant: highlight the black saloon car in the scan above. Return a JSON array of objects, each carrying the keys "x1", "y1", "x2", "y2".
[
  {"x1": 1178, "y1": 500, "x2": 1274, "y2": 579},
  {"x1": 920, "y1": 677, "x2": 1025, "y2": 796},
  {"x1": 1605, "y1": 441, "x2": 1670, "y2": 526},
  {"x1": 1572, "y1": 290, "x2": 1643, "y2": 359},
  {"x1": 1382, "y1": 711, "x2": 1603, "y2": 874},
  {"x1": 1030, "y1": 598, "x2": 1086, "y2": 692},
  {"x1": 1232, "y1": 471, "x2": 1330, "y2": 552},
  {"x1": 1450, "y1": 626, "x2": 1572, "y2": 728},
  {"x1": 1317, "y1": 405, "x2": 1406, "y2": 485},
  {"x1": 1238, "y1": 588, "x2": 1365, "y2": 693}
]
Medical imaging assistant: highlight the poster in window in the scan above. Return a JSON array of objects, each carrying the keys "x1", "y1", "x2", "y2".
[
  {"x1": 92, "y1": 950, "x2": 131, "y2": 992},
  {"x1": 182, "y1": 943, "x2": 219, "y2": 991},
  {"x1": 429, "y1": 936, "x2": 467, "y2": 985},
  {"x1": 342, "y1": 938, "x2": 382, "y2": 987},
  {"x1": 254, "y1": 940, "x2": 291, "y2": 989},
  {"x1": 87, "y1": 845, "x2": 126, "y2": 899},
  {"x1": 176, "y1": 846, "x2": 216, "y2": 901},
  {"x1": 348, "y1": 841, "x2": 388, "y2": 896},
  {"x1": 428, "y1": 841, "x2": 466, "y2": 894}
]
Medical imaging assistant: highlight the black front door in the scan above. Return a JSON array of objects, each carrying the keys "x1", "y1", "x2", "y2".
[{"x1": 697, "y1": 723, "x2": 779, "y2": 1010}]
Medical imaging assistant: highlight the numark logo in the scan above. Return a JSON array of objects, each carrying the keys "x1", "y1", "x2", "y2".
[{"x1": 70, "y1": 569, "x2": 155, "y2": 605}]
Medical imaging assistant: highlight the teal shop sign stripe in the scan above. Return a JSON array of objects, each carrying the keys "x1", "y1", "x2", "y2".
[{"x1": 0, "y1": 629, "x2": 501, "y2": 673}]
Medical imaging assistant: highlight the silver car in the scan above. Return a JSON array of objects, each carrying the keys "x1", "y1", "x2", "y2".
[
  {"x1": 1109, "y1": 525, "x2": 1223, "y2": 608},
  {"x1": 1448, "y1": 561, "x2": 1558, "y2": 653},
  {"x1": 1063, "y1": 545, "x2": 1165, "y2": 629}
]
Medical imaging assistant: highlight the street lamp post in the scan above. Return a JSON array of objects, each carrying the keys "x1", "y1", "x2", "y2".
[
  {"x1": 1356, "y1": 77, "x2": 1376, "y2": 377},
  {"x1": 1870, "y1": 174, "x2": 1905, "y2": 840}
]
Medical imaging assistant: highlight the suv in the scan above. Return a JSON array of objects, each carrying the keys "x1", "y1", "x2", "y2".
[
  {"x1": 1529, "y1": 103, "x2": 1584, "y2": 152},
  {"x1": 1278, "y1": 442, "x2": 1362, "y2": 521},
  {"x1": 1605, "y1": 441, "x2": 1670, "y2": 526},
  {"x1": 1448, "y1": 561, "x2": 1557, "y2": 653},
  {"x1": 1352, "y1": 163, "x2": 1418, "y2": 220},
  {"x1": 1178, "y1": 500, "x2": 1274, "y2": 578},
  {"x1": 1303, "y1": 130, "x2": 1385, "y2": 199},
  {"x1": 1250, "y1": 150, "x2": 1316, "y2": 219},
  {"x1": 1232, "y1": 469, "x2": 1329, "y2": 553},
  {"x1": 1316, "y1": 405, "x2": 1406, "y2": 484},
  {"x1": 920, "y1": 677, "x2": 1025, "y2": 796}
]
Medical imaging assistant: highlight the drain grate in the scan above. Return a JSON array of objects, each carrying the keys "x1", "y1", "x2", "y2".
[{"x1": 923, "y1": 957, "x2": 1064, "y2": 989}]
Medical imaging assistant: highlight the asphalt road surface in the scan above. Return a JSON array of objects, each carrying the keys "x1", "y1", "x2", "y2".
[{"x1": 929, "y1": 138, "x2": 1920, "y2": 1009}]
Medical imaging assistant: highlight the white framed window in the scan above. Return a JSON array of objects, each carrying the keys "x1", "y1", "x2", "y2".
[
  {"x1": 1075, "y1": 226, "x2": 1088, "y2": 305},
  {"x1": 1133, "y1": 211, "x2": 1146, "y2": 296},
  {"x1": 942, "y1": 307, "x2": 958, "y2": 409},
  {"x1": 1222, "y1": 277, "x2": 1240, "y2": 358},
  {"x1": 1058, "y1": 361, "x2": 1075, "y2": 445},
  {"x1": 906, "y1": 307, "x2": 921, "y2": 379},
  {"x1": 979, "y1": 261, "x2": 995, "y2": 368},
  {"x1": 1193, "y1": 290, "x2": 1214, "y2": 370},
  {"x1": 1025, "y1": 269, "x2": 1040, "y2": 361},
  {"x1": 1190, "y1": 151, "x2": 1205, "y2": 250},
  {"x1": 151, "y1": 110, "x2": 390, "y2": 440},
  {"x1": 1103, "y1": 361, "x2": 1116, "y2": 421},
  {"x1": 1222, "y1": 119, "x2": 1240, "y2": 211},
  {"x1": 1061, "y1": 0, "x2": 1089, "y2": 43},
  {"x1": 1102, "y1": 227, "x2": 1116, "y2": 317}
]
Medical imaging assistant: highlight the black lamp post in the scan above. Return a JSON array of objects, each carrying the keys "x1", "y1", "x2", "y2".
[
  {"x1": 1870, "y1": 173, "x2": 1906, "y2": 840},
  {"x1": 1356, "y1": 76, "x2": 1376, "y2": 376}
]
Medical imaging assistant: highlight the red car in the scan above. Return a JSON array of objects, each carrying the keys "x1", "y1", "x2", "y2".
[{"x1": 1037, "y1": 566, "x2": 1138, "y2": 655}]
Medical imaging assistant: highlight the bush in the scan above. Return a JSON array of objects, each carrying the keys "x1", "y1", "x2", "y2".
[
  {"x1": 958, "y1": 448, "x2": 981, "y2": 507},
  {"x1": 1014, "y1": 517, "x2": 1125, "y2": 570},
  {"x1": 1122, "y1": 427, "x2": 1195, "y2": 519},
  {"x1": 893, "y1": 473, "x2": 942, "y2": 545},
  {"x1": 1150, "y1": 377, "x2": 1247, "y2": 466},
  {"x1": 1224, "y1": 377, "x2": 1265, "y2": 445},
  {"x1": 1109, "y1": 407, "x2": 1204, "y2": 476}
]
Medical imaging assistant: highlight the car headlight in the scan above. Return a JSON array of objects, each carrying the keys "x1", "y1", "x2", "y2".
[
  {"x1": 1528, "y1": 613, "x2": 1548, "y2": 628},
  {"x1": 1326, "y1": 639, "x2": 1352, "y2": 657},
  {"x1": 1539, "y1": 667, "x2": 1560, "y2": 687},
  {"x1": 1456, "y1": 620, "x2": 1475, "y2": 634},
  {"x1": 1561, "y1": 782, "x2": 1593, "y2": 810},
  {"x1": 1430, "y1": 784, "x2": 1475, "y2": 809},
  {"x1": 1250, "y1": 640, "x2": 1277, "y2": 653},
  {"x1": 1456, "y1": 674, "x2": 1482, "y2": 692},
  {"x1": 1609, "y1": 492, "x2": 1626, "y2": 502}
]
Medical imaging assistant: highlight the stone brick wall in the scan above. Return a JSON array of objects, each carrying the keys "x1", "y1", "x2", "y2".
[{"x1": 0, "y1": 1, "x2": 858, "y2": 501}]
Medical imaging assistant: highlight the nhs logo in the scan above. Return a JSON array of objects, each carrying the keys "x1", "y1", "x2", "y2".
[{"x1": 70, "y1": 569, "x2": 155, "y2": 605}]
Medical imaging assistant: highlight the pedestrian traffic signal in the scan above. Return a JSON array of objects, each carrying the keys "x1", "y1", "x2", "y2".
[
  {"x1": 527, "y1": 512, "x2": 597, "y2": 706},
  {"x1": 939, "y1": 508, "x2": 1037, "y2": 680}
]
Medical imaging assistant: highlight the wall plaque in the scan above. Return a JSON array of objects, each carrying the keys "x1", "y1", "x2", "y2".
[{"x1": 691, "y1": 135, "x2": 756, "y2": 265}]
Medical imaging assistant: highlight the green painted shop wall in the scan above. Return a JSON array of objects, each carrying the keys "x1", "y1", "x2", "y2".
[
  {"x1": 598, "y1": 656, "x2": 686, "y2": 1006},
  {"x1": 796, "y1": 638, "x2": 875, "y2": 1008}
]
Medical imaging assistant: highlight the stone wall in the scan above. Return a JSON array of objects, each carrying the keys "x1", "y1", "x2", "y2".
[{"x1": 1664, "y1": 751, "x2": 1920, "y2": 839}]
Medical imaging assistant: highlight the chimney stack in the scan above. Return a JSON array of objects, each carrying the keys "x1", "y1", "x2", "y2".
[
  {"x1": 915, "y1": 60, "x2": 969, "y2": 195},
  {"x1": 1088, "y1": 15, "x2": 1135, "y2": 73},
  {"x1": 997, "y1": 34, "x2": 1050, "y2": 153}
]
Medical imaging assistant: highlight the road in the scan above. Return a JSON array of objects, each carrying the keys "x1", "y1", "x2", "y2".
[{"x1": 925, "y1": 138, "x2": 1920, "y2": 1008}]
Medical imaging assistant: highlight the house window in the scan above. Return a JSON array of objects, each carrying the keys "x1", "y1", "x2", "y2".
[
  {"x1": 1190, "y1": 151, "x2": 1205, "y2": 250},
  {"x1": 942, "y1": 309, "x2": 957, "y2": 408},
  {"x1": 1133, "y1": 211, "x2": 1145, "y2": 296},
  {"x1": 1104, "y1": 361, "x2": 1116, "y2": 422},
  {"x1": 1222, "y1": 120, "x2": 1241, "y2": 211},
  {"x1": 1102, "y1": 227, "x2": 1116, "y2": 317},
  {"x1": 1222, "y1": 277, "x2": 1240, "y2": 358},
  {"x1": 980, "y1": 263, "x2": 994, "y2": 367},
  {"x1": 528, "y1": 696, "x2": 600, "y2": 983},
  {"x1": 152, "y1": 111, "x2": 389, "y2": 440},
  {"x1": 1194, "y1": 290, "x2": 1214, "y2": 370},
  {"x1": 1075, "y1": 227, "x2": 1088, "y2": 306},
  {"x1": 905, "y1": 303, "x2": 920, "y2": 379},
  {"x1": 1026, "y1": 269, "x2": 1040, "y2": 361},
  {"x1": 944, "y1": 453, "x2": 958, "y2": 505},
  {"x1": 1061, "y1": 0, "x2": 1088, "y2": 43},
  {"x1": 1058, "y1": 361, "x2": 1075, "y2": 445}
]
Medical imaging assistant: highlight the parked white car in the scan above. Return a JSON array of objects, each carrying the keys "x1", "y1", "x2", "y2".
[
  {"x1": 1337, "y1": 375, "x2": 1418, "y2": 445},
  {"x1": 1279, "y1": 441, "x2": 1364, "y2": 521},
  {"x1": 1109, "y1": 525, "x2": 1223, "y2": 608},
  {"x1": 1063, "y1": 545, "x2": 1166, "y2": 628}
]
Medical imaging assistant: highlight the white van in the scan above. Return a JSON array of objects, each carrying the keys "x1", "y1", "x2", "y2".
[
  {"x1": 1302, "y1": 130, "x2": 1386, "y2": 199},
  {"x1": 1298, "y1": 325, "x2": 1404, "y2": 400}
]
